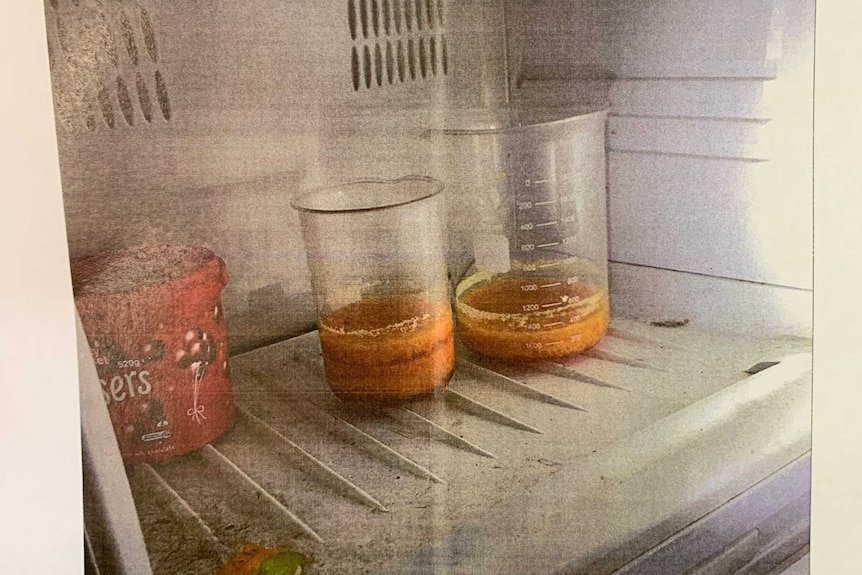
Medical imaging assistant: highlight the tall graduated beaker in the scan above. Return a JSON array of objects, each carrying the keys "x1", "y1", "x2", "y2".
[{"x1": 440, "y1": 109, "x2": 610, "y2": 361}]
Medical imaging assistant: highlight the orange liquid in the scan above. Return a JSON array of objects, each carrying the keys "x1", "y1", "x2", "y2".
[
  {"x1": 318, "y1": 294, "x2": 455, "y2": 402},
  {"x1": 456, "y1": 278, "x2": 609, "y2": 361}
]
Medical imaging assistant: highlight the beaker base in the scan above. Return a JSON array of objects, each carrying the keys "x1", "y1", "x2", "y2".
[{"x1": 329, "y1": 372, "x2": 454, "y2": 405}]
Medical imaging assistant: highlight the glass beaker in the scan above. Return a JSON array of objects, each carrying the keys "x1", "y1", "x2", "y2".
[
  {"x1": 291, "y1": 177, "x2": 455, "y2": 402},
  {"x1": 440, "y1": 109, "x2": 610, "y2": 361}
]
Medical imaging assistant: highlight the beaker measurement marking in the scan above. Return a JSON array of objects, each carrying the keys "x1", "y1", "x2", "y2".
[
  {"x1": 525, "y1": 339, "x2": 568, "y2": 350},
  {"x1": 534, "y1": 200, "x2": 556, "y2": 206},
  {"x1": 538, "y1": 242, "x2": 560, "y2": 248},
  {"x1": 536, "y1": 221, "x2": 559, "y2": 228},
  {"x1": 540, "y1": 282, "x2": 562, "y2": 289},
  {"x1": 545, "y1": 322, "x2": 565, "y2": 328},
  {"x1": 524, "y1": 178, "x2": 550, "y2": 188},
  {"x1": 539, "y1": 262, "x2": 562, "y2": 269},
  {"x1": 541, "y1": 302, "x2": 564, "y2": 308}
]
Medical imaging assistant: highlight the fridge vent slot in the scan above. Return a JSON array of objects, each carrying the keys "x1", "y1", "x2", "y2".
[
  {"x1": 363, "y1": 45, "x2": 372, "y2": 88},
  {"x1": 385, "y1": 41, "x2": 394, "y2": 84},
  {"x1": 382, "y1": 0, "x2": 391, "y2": 35},
  {"x1": 348, "y1": 0, "x2": 357, "y2": 40},
  {"x1": 119, "y1": 12, "x2": 139, "y2": 66},
  {"x1": 140, "y1": 9, "x2": 159, "y2": 63},
  {"x1": 351, "y1": 47, "x2": 360, "y2": 91},
  {"x1": 154, "y1": 70, "x2": 171, "y2": 121},
  {"x1": 393, "y1": 0, "x2": 402, "y2": 34},
  {"x1": 407, "y1": 37, "x2": 416, "y2": 80},
  {"x1": 371, "y1": 0, "x2": 380, "y2": 36},
  {"x1": 116, "y1": 76, "x2": 135, "y2": 125},
  {"x1": 46, "y1": 0, "x2": 171, "y2": 132},
  {"x1": 348, "y1": 0, "x2": 447, "y2": 91},
  {"x1": 136, "y1": 72, "x2": 154, "y2": 123},
  {"x1": 404, "y1": 0, "x2": 413, "y2": 32},
  {"x1": 359, "y1": 0, "x2": 369, "y2": 38}
]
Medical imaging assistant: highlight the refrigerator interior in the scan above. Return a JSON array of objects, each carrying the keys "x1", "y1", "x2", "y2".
[{"x1": 43, "y1": 0, "x2": 814, "y2": 573}]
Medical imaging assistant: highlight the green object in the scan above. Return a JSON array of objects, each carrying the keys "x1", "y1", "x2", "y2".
[{"x1": 257, "y1": 551, "x2": 307, "y2": 575}]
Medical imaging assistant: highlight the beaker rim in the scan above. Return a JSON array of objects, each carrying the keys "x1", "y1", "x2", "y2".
[{"x1": 291, "y1": 176, "x2": 444, "y2": 214}]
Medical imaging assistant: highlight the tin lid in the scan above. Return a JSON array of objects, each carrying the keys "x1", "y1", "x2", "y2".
[{"x1": 71, "y1": 245, "x2": 227, "y2": 297}]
